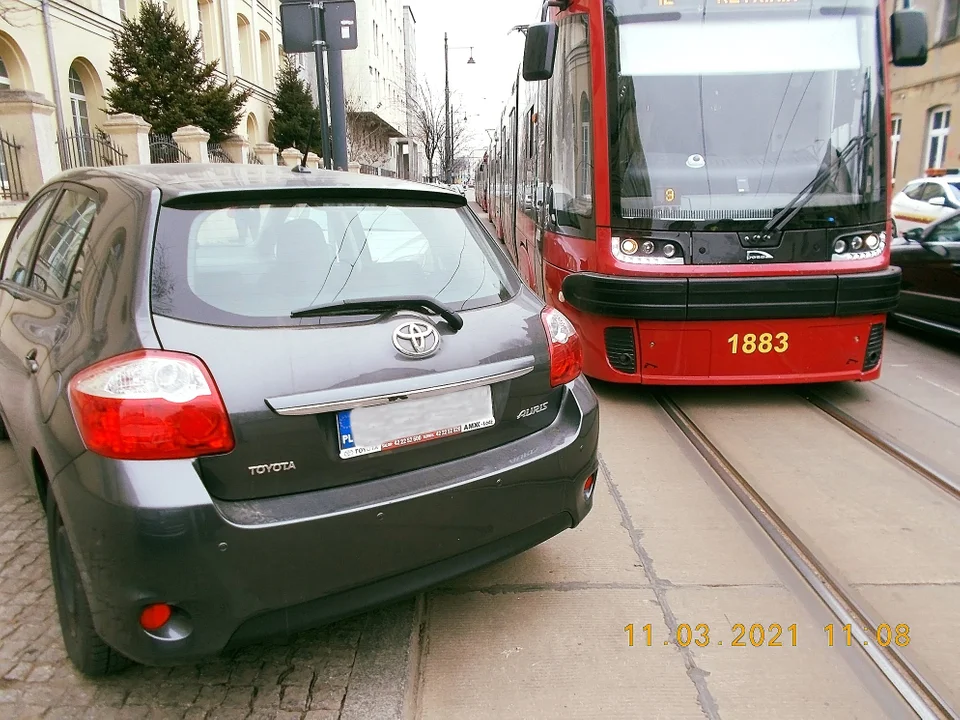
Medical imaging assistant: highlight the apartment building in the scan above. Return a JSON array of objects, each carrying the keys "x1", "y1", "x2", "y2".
[
  {"x1": 889, "y1": 0, "x2": 960, "y2": 191},
  {"x1": 0, "y1": 0, "x2": 284, "y2": 150}
]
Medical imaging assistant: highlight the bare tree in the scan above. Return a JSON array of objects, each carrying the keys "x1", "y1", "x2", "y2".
[
  {"x1": 1, "y1": 0, "x2": 40, "y2": 27},
  {"x1": 406, "y1": 80, "x2": 444, "y2": 181},
  {"x1": 344, "y1": 90, "x2": 392, "y2": 167}
]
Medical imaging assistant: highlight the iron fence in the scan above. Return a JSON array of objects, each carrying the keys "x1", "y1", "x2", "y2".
[
  {"x1": 248, "y1": 149, "x2": 264, "y2": 165},
  {"x1": 0, "y1": 128, "x2": 28, "y2": 201},
  {"x1": 149, "y1": 134, "x2": 191, "y2": 164},
  {"x1": 208, "y1": 143, "x2": 234, "y2": 163},
  {"x1": 57, "y1": 129, "x2": 127, "y2": 170}
]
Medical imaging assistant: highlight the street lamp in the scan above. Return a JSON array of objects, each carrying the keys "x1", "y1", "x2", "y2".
[{"x1": 444, "y1": 33, "x2": 475, "y2": 184}]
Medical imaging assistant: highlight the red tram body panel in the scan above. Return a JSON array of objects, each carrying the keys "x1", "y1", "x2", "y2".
[{"x1": 478, "y1": 0, "x2": 928, "y2": 385}]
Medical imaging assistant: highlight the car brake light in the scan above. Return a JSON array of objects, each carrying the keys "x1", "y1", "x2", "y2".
[
  {"x1": 541, "y1": 306, "x2": 583, "y2": 387},
  {"x1": 67, "y1": 349, "x2": 235, "y2": 460}
]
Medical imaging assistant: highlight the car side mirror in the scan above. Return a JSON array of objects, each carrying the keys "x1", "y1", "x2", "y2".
[
  {"x1": 522, "y1": 22, "x2": 559, "y2": 81},
  {"x1": 890, "y1": 9, "x2": 928, "y2": 67},
  {"x1": 929, "y1": 196, "x2": 946, "y2": 206},
  {"x1": 902, "y1": 227, "x2": 924, "y2": 242}
]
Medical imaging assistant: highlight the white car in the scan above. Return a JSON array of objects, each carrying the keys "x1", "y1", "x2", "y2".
[{"x1": 890, "y1": 172, "x2": 960, "y2": 235}]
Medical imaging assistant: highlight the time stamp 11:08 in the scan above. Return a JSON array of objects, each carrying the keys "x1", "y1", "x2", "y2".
[{"x1": 624, "y1": 623, "x2": 911, "y2": 648}]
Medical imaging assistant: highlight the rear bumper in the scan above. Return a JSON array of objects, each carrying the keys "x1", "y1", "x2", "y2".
[
  {"x1": 51, "y1": 376, "x2": 599, "y2": 666},
  {"x1": 548, "y1": 265, "x2": 894, "y2": 384}
]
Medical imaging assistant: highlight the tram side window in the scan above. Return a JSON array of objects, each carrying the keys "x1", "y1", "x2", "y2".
[{"x1": 548, "y1": 13, "x2": 594, "y2": 237}]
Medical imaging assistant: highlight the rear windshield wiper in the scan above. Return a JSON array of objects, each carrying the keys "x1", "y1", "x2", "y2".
[
  {"x1": 763, "y1": 132, "x2": 876, "y2": 233},
  {"x1": 291, "y1": 295, "x2": 464, "y2": 332}
]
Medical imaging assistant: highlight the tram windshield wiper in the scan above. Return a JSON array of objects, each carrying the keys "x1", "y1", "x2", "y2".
[
  {"x1": 763, "y1": 132, "x2": 876, "y2": 233},
  {"x1": 290, "y1": 295, "x2": 464, "y2": 332}
]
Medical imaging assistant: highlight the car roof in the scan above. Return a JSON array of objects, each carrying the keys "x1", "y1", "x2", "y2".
[{"x1": 49, "y1": 163, "x2": 467, "y2": 205}]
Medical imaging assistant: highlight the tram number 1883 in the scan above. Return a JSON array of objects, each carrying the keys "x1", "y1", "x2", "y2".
[{"x1": 727, "y1": 332, "x2": 789, "y2": 354}]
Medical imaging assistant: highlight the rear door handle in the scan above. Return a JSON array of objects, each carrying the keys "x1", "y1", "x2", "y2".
[{"x1": 24, "y1": 349, "x2": 38, "y2": 374}]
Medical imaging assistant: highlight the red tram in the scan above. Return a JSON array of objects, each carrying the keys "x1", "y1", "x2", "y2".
[{"x1": 478, "y1": 0, "x2": 929, "y2": 385}]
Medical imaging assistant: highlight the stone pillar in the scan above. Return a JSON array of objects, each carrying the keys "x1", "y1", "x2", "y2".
[
  {"x1": 348, "y1": 161, "x2": 361, "y2": 174},
  {"x1": 306, "y1": 152, "x2": 320, "y2": 169},
  {"x1": 172, "y1": 125, "x2": 210, "y2": 163},
  {"x1": 0, "y1": 90, "x2": 60, "y2": 194},
  {"x1": 254, "y1": 142, "x2": 278, "y2": 166},
  {"x1": 101, "y1": 113, "x2": 152, "y2": 165},
  {"x1": 280, "y1": 147, "x2": 303, "y2": 167},
  {"x1": 220, "y1": 134, "x2": 250, "y2": 164}
]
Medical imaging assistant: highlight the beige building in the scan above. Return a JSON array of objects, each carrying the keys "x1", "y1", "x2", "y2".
[
  {"x1": 889, "y1": 0, "x2": 960, "y2": 192},
  {"x1": 0, "y1": 0, "x2": 285, "y2": 155}
]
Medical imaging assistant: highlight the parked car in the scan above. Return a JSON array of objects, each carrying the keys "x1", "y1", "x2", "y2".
[
  {"x1": 889, "y1": 207, "x2": 960, "y2": 338},
  {"x1": 890, "y1": 170, "x2": 960, "y2": 235},
  {"x1": 0, "y1": 164, "x2": 599, "y2": 675}
]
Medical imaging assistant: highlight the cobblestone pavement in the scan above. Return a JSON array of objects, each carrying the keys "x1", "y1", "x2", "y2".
[{"x1": 0, "y1": 484, "x2": 377, "y2": 720}]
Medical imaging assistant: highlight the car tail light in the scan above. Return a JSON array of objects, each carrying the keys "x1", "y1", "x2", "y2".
[
  {"x1": 541, "y1": 306, "x2": 583, "y2": 387},
  {"x1": 67, "y1": 349, "x2": 235, "y2": 460}
]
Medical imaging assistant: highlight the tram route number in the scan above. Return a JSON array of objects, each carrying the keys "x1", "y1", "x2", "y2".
[{"x1": 727, "y1": 332, "x2": 788, "y2": 354}]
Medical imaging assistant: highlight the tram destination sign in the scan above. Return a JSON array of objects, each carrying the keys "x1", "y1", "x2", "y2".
[{"x1": 279, "y1": 0, "x2": 358, "y2": 54}]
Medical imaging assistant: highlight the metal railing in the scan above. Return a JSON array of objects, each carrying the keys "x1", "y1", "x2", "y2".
[
  {"x1": 248, "y1": 149, "x2": 263, "y2": 165},
  {"x1": 149, "y1": 134, "x2": 191, "y2": 164},
  {"x1": 0, "y1": 128, "x2": 28, "y2": 201},
  {"x1": 57, "y1": 129, "x2": 127, "y2": 170},
  {"x1": 208, "y1": 143, "x2": 234, "y2": 163}
]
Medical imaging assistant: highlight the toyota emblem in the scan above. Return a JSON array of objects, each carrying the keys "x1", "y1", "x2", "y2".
[{"x1": 392, "y1": 320, "x2": 441, "y2": 358}]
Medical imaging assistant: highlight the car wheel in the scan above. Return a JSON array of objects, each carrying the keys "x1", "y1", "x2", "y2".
[{"x1": 46, "y1": 490, "x2": 132, "y2": 676}]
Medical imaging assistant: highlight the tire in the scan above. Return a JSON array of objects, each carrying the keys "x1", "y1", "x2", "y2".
[{"x1": 46, "y1": 490, "x2": 132, "y2": 676}]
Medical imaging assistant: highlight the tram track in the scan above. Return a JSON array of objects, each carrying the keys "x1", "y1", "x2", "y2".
[
  {"x1": 654, "y1": 391, "x2": 959, "y2": 720},
  {"x1": 799, "y1": 390, "x2": 960, "y2": 504}
]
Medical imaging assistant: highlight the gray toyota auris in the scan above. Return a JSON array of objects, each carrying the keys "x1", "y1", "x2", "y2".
[{"x1": 0, "y1": 164, "x2": 599, "y2": 675}]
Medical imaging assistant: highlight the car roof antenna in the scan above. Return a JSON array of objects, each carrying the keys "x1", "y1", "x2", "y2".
[{"x1": 292, "y1": 118, "x2": 315, "y2": 174}]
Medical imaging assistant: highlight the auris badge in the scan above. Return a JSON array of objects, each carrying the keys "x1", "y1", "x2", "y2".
[{"x1": 393, "y1": 320, "x2": 441, "y2": 358}]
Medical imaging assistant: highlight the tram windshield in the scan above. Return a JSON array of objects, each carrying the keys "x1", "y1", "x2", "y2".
[{"x1": 606, "y1": 0, "x2": 886, "y2": 230}]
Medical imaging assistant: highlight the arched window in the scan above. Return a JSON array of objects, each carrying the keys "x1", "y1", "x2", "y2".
[
  {"x1": 68, "y1": 65, "x2": 93, "y2": 165},
  {"x1": 926, "y1": 106, "x2": 951, "y2": 170},
  {"x1": 246, "y1": 113, "x2": 259, "y2": 144},
  {"x1": 259, "y1": 31, "x2": 273, "y2": 89},
  {"x1": 0, "y1": 57, "x2": 9, "y2": 89},
  {"x1": 237, "y1": 14, "x2": 252, "y2": 80},
  {"x1": 198, "y1": 0, "x2": 218, "y2": 61}
]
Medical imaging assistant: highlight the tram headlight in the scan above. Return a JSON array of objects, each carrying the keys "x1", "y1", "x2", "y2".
[
  {"x1": 865, "y1": 233, "x2": 880, "y2": 250},
  {"x1": 620, "y1": 238, "x2": 639, "y2": 255},
  {"x1": 833, "y1": 239, "x2": 847, "y2": 254},
  {"x1": 641, "y1": 240, "x2": 655, "y2": 255},
  {"x1": 662, "y1": 243, "x2": 677, "y2": 258},
  {"x1": 850, "y1": 235, "x2": 864, "y2": 251}
]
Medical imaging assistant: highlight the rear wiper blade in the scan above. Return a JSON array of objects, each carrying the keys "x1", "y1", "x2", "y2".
[
  {"x1": 290, "y1": 295, "x2": 464, "y2": 332},
  {"x1": 763, "y1": 132, "x2": 876, "y2": 233}
]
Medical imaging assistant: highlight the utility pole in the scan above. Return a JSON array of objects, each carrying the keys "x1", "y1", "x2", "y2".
[
  {"x1": 311, "y1": 0, "x2": 332, "y2": 167},
  {"x1": 444, "y1": 33, "x2": 451, "y2": 184},
  {"x1": 328, "y1": 48, "x2": 348, "y2": 170}
]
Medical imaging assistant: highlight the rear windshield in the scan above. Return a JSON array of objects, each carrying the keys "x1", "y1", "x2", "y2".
[{"x1": 151, "y1": 200, "x2": 519, "y2": 327}]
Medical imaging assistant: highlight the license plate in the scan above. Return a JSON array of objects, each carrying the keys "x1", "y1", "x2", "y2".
[{"x1": 336, "y1": 385, "x2": 495, "y2": 459}]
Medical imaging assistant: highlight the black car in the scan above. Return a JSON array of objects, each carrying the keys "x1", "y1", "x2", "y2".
[
  {"x1": 890, "y1": 208, "x2": 960, "y2": 337},
  {"x1": 0, "y1": 164, "x2": 599, "y2": 675}
]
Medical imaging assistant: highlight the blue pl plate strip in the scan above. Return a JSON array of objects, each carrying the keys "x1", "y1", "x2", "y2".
[{"x1": 336, "y1": 411, "x2": 355, "y2": 451}]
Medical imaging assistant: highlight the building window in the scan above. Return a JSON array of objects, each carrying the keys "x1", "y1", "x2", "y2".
[
  {"x1": 237, "y1": 14, "x2": 253, "y2": 80},
  {"x1": 579, "y1": 92, "x2": 591, "y2": 198},
  {"x1": 891, "y1": 115, "x2": 902, "y2": 180},
  {"x1": 260, "y1": 31, "x2": 273, "y2": 90},
  {"x1": 944, "y1": 0, "x2": 959, "y2": 42},
  {"x1": 0, "y1": 57, "x2": 9, "y2": 89},
  {"x1": 68, "y1": 65, "x2": 93, "y2": 165},
  {"x1": 926, "y1": 106, "x2": 951, "y2": 170},
  {"x1": 198, "y1": 0, "x2": 218, "y2": 61},
  {"x1": 119, "y1": 0, "x2": 126, "y2": 17}
]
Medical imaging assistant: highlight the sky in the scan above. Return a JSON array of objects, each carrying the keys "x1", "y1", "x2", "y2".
[{"x1": 403, "y1": 0, "x2": 538, "y2": 162}]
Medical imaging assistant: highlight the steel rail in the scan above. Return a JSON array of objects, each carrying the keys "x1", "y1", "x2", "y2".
[
  {"x1": 801, "y1": 391, "x2": 960, "y2": 504},
  {"x1": 655, "y1": 393, "x2": 957, "y2": 720}
]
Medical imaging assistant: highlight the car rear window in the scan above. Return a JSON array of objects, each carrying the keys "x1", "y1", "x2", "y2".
[{"x1": 150, "y1": 199, "x2": 519, "y2": 327}]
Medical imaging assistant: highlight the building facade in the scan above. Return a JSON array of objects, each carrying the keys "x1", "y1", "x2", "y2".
[
  {"x1": 889, "y1": 0, "x2": 960, "y2": 191},
  {"x1": 298, "y1": 0, "x2": 425, "y2": 178},
  {"x1": 0, "y1": 0, "x2": 284, "y2": 153}
]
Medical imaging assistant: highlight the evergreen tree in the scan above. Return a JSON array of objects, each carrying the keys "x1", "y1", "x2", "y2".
[
  {"x1": 105, "y1": 2, "x2": 251, "y2": 143},
  {"x1": 270, "y1": 56, "x2": 323, "y2": 156}
]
